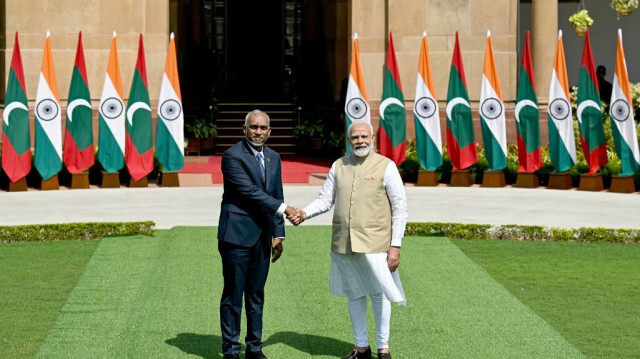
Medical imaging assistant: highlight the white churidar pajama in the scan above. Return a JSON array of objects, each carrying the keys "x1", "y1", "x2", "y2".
[{"x1": 303, "y1": 161, "x2": 408, "y2": 349}]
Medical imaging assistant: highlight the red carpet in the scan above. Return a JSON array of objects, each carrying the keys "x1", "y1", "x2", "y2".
[{"x1": 180, "y1": 155, "x2": 332, "y2": 184}]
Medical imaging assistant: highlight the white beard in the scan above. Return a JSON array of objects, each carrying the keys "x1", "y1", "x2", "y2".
[
  {"x1": 352, "y1": 144, "x2": 373, "y2": 157},
  {"x1": 246, "y1": 136, "x2": 269, "y2": 148}
]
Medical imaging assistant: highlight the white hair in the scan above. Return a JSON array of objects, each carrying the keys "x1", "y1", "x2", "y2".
[
  {"x1": 245, "y1": 109, "x2": 270, "y2": 127},
  {"x1": 347, "y1": 121, "x2": 374, "y2": 137}
]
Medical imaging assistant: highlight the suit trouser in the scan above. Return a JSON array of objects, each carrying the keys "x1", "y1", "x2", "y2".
[{"x1": 219, "y1": 239, "x2": 270, "y2": 355}]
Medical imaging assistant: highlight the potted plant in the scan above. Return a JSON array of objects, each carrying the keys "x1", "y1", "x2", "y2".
[
  {"x1": 293, "y1": 118, "x2": 324, "y2": 151},
  {"x1": 611, "y1": 0, "x2": 638, "y2": 16},
  {"x1": 185, "y1": 118, "x2": 217, "y2": 155},
  {"x1": 569, "y1": 9, "x2": 593, "y2": 35}
]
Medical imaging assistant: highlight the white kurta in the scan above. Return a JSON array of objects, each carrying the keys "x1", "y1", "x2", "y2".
[{"x1": 304, "y1": 161, "x2": 408, "y2": 305}]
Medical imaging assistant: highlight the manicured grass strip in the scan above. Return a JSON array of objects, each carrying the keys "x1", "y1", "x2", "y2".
[
  {"x1": 0, "y1": 240, "x2": 100, "y2": 358},
  {"x1": 37, "y1": 227, "x2": 583, "y2": 358},
  {"x1": 393, "y1": 234, "x2": 583, "y2": 359},
  {"x1": 453, "y1": 239, "x2": 640, "y2": 359},
  {"x1": 0, "y1": 221, "x2": 155, "y2": 242},
  {"x1": 36, "y1": 228, "x2": 216, "y2": 359}
]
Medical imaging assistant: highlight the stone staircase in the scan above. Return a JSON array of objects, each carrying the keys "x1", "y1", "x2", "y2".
[{"x1": 214, "y1": 103, "x2": 298, "y2": 155}]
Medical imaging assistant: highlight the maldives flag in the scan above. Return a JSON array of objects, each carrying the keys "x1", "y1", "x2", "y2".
[
  {"x1": 2, "y1": 32, "x2": 31, "y2": 183},
  {"x1": 63, "y1": 31, "x2": 94, "y2": 174},
  {"x1": 34, "y1": 31, "x2": 63, "y2": 180},
  {"x1": 610, "y1": 29, "x2": 640, "y2": 176},
  {"x1": 344, "y1": 33, "x2": 370, "y2": 155},
  {"x1": 414, "y1": 31, "x2": 442, "y2": 171},
  {"x1": 479, "y1": 30, "x2": 507, "y2": 171},
  {"x1": 125, "y1": 34, "x2": 153, "y2": 181},
  {"x1": 156, "y1": 32, "x2": 184, "y2": 172},
  {"x1": 379, "y1": 32, "x2": 406, "y2": 164},
  {"x1": 576, "y1": 30, "x2": 607, "y2": 174},
  {"x1": 98, "y1": 31, "x2": 125, "y2": 173},
  {"x1": 548, "y1": 30, "x2": 576, "y2": 173},
  {"x1": 515, "y1": 31, "x2": 541, "y2": 173},
  {"x1": 445, "y1": 32, "x2": 477, "y2": 170}
]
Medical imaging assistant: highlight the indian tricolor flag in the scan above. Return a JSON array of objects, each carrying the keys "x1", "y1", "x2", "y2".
[
  {"x1": 577, "y1": 30, "x2": 607, "y2": 174},
  {"x1": 379, "y1": 32, "x2": 406, "y2": 164},
  {"x1": 547, "y1": 30, "x2": 576, "y2": 173},
  {"x1": 445, "y1": 32, "x2": 477, "y2": 170},
  {"x1": 610, "y1": 29, "x2": 640, "y2": 176},
  {"x1": 125, "y1": 34, "x2": 153, "y2": 181},
  {"x1": 98, "y1": 31, "x2": 125, "y2": 173},
  {"x1": 344, "y1": 33, "x2": 370, "y2": 155},
  {"x1": 64, "y1": 31, "x2": 94, "y2": 174},
  {"x1": 2, "y1": 32, "x2": 31, "y2": 183},
  {"x1": 479, "y1": 30, "x2": 507, "y2": 171},
  {"x1": 156, "y1": 32, "x2": 185, "y2": 172},
  {"x1": 34, "y1": 31, "x2": 63, "y2": 180},
  {"x1": 413, "y1": 31, "x2": 442, "y2": 171},
  {"x1": 515, "y1": 31, "x2": 541, "y2": 173}
]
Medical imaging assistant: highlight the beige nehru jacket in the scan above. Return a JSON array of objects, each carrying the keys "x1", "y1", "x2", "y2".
[{"x1": 332, "y1": 152, "x2": 392, "y2": 254}]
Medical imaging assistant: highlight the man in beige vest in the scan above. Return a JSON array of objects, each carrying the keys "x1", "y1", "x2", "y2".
[{"x1": 293, "y1": 122, "x2": 408, "y2": 359}]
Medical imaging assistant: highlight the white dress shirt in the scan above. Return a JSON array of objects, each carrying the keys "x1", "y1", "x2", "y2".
[
  {"x1": 303, "y1": 160, "x2": 408, "y2": 247},
  {"x1": 247, "y1": 142, "x2": 287, "y2": 237}
]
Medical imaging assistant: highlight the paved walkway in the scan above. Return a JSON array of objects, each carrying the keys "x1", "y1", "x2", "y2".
[{"x1": 0, "y1": 185, "x2": 638, "y2": 230}]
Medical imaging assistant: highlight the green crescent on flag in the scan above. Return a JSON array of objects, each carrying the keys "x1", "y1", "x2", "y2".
[
  {"x1": 2, "y1": 32, "x2": 31, "y2": 184},
  {"x1": 576, "y1": 30, "x2": 607, "y2": 175},
  {"x1": 64, "y1": 31, "x2": 94, "y2": 174},
  {"x1": 379, "y1": 32, "x2": 406, "y2": 165},
  {"x1": 125, "y1": 34, "x2": 154, "y2": 181}
]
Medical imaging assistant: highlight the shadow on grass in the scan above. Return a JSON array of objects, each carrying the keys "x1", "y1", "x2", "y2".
[
  {"x1": 264, "y1": 331, "x2": 353, "y2": 357},
  {"x1": 165, "y1": 333, "x2": 224, "y2": 359},
  {"x1": 166, "y1": 331, "x2": 351, "y2": 358}
]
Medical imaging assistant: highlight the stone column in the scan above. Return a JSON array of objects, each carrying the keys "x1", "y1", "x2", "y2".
[{"x1": 531, "y1": 0, "x2": 558, "y2": 105}]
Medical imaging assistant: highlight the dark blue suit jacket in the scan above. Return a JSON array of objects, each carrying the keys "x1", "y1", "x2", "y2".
[{"x1": 217, "y1": 140, "x2": 285, "y2": 247}]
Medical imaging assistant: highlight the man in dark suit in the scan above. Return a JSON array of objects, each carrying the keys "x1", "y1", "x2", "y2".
[{"x1": 218, "y1": 109, "x2": 298, "y2": 359}]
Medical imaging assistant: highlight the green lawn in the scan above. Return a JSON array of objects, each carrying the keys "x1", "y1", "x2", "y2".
[
  {"x1": 0, "y1": 240, "x2": 100, "y2": 358},
  {"x1": 453, "y1": 239, "x2": 640, "y2": 359},
  {"x1": 1, "y1": 227, "x2": 638, "y2": 358}
]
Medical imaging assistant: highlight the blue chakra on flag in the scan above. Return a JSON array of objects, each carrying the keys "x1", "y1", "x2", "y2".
[
  {"x1": 610, "y1": 99, "x2": 630, "y2": 122},
  {"x1": 548, "y1": 98, "x2": 570, "y2": 121},
  {"x1": 100, "y1": 97, "x2": 124, "y2": 119},
  {"x1": 346, "y1": 98, "x2": 368, "y2": 120},
  {"x1": 414, "y1": 97, "x2": 437, "y2": 119},
  {"x1": 480, "y1": 97, "x2": 503, "y2": 120},
  {"x1": 160, "y1": 99, "x2": 182, "y2": 121},
  {"x1": 36, "y1": 99, "x2": 59, "y2": 121}
]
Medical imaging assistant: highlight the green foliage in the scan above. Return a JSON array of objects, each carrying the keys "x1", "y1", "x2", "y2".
[
  {"x1": 406, "y1": 221, "x2": 640, "y2": 243},
  {"x1": 611, "y1": 0, "x2": 639, "y2": 11},
  {"x1": 185, "y1": 118, "x2": 217, "y2": 139},
  {"x1": 568, "y1": 9, "x2": 594, "y2": 27},
  {"x1": 398, "y1": 151, "x2": 420, "y2": 182},
  {"x1": 0, "y1": 222, "x2": 155, "y2": 242},
  {"x1": 324, "y1": 131, "x2": 345, "y2": 151},
  {"x1": 293, "y1": 117, "x2": 324, "y2": 138}
]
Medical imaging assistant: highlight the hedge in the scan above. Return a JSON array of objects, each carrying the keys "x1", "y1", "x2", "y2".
[
  {"x1": 0, "y1": 221, "x2": 155, "y2": 243},
  {"x1": 405, "y1": 222, "x2": 640, "y2": 243}
]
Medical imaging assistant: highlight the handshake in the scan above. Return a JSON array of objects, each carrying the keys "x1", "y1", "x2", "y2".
[{"x1": 285, "y1": 206, "x2": 306, "y2": 226}]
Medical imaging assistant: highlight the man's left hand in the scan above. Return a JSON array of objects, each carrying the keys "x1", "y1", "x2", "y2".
[
  {"x1": 272, "y1": 238, "x2": 284, "y2": 263},
  {"x1": 387, "y1": 246, "x2": 400, "y2": 272}
]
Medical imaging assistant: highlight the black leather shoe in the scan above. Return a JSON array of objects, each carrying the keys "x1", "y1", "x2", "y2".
[
  {"x1": 223, "y1": 355, "x2": 240, "y2": 359},
  {"x1": 342, "y1": 347, "x2": 372, "y2": 359},
  {"x1": 245, "y1": 350, "x2": 268, "y2": 359},
  {"x1": 377, "y1": 352, "x2": 392, "y2": 359}
]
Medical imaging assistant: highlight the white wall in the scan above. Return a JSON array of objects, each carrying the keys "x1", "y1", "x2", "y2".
[{"x1": 519, "y1": 1, "x2": 640, "y2": 86}]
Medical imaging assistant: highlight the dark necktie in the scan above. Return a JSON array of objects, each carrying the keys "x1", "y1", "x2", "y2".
[{"x1": 256, "y1": 153, "x2": 265, "y2": 180}]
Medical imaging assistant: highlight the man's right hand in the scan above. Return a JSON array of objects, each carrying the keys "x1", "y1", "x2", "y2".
[{"x1": 285, "y1": 206, "x2": 306, "y2": 225}]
